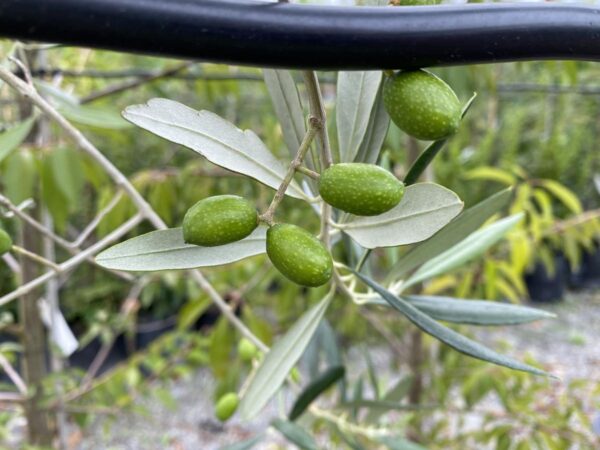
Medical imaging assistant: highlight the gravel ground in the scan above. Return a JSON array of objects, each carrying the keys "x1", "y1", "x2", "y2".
[{"x1": 6, "y1": 289, "x2": 600, "y2": 449}]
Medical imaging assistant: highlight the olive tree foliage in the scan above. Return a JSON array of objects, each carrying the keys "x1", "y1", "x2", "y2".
[{"x1": 0, "y1": 49, "x2": 559, "y2": 447}]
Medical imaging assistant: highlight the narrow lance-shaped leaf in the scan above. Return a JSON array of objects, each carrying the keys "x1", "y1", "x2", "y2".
[
  {"x1": 272, "y1": 419, "x2": 318, "y2": 450},
  {"x1": 37, "y1": 81, "x2": 129, "y2": 129},
  {"x1": 337, "y1": 71, "x2": 383, "y2": 162},
  {"x1": 355, "y1": 272, "x2": 551, "y2": 377},
  {"x1": 239, "y1": 292, "x2": 333, "y2": 420},
  {"x1": 289, "y1": 365, "x2": 345, "y2": 421},
  {"x1": 387, "y1": 188, "x2": 513, "y2": 282},
  {"x1": 0, "y1": 116, "x2": 36, "y2": 164},
  {"x1": 365, "y1": 295, "x2": 555, "y2": 326},
  {"x1": 403, "y1": 214, "x2": 523, "y2": 290},
  {"x1": 95, "y1": 226, "x2": 267, "y2": 271},
  {"x1": 365, "y1": 375, "x2": 414, "y2": 423},
  {"x1": 353, "y1": 82, "x2": 390, "y2": 164},
  {"x1": 378, "y1": 436, "x2": 429, "y2": 450},
  {"x1": 263, "y1": 69, "x2": 306, "y2": 160},
  {"x1": 123, "y1": 98, "x2": 306, "y2": 199},
  {"x1": 337, "y1": 183, "x2": 463, "y2": 249},
  {"x1": 404, "y1": 92, "x2": 477, "y2": 186}
]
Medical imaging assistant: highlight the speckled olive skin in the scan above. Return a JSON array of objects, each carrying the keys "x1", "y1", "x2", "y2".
[
  {"x1": 319, "y1": 163, "x2": 405, "y2": 216},
  {"x1": 182, "y1": 195, "x2": 258, "y2": 247},
  {"x1": 0, "y1": 228, "x2": 12, "y2": 256},
  {"x1": 215, "y1": 392, "x2": 239, "y2": 422},
  {"x1": 267, "y1": 224, "x2": 333, "y2": 287},
  {"x1": 383, "y1": 69, "x2": 461, "y2": 141}
]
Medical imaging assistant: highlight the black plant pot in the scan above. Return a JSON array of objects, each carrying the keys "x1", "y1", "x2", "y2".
[
  {"x1": 134, "y1": 315, "x2": 177, "y2": 350},
  {"x1": 525, "y1": 254, "x2": 568, "y2": 303},
  {"x1": 68, "y1": 335, "x2": 129, "y2": 374},
  {"x1": 579, "y1": 244, "x2": 600, "y2": 288}
]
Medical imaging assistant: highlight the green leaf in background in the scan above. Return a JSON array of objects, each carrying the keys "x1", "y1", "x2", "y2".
[
  {"x1": 36, "y1": 81, "x2": 129, "y2": 129},
  {"x1": 289, "y1": 365, "x2": 345, "y2": 421},
  {"x1": 95, "y1": 226, "x2": 267, "y2": 271},
  {"x1": 272, "y1": 419, "x2": 319, "y2": 450},
  {"x1": 378, "y1": 436, "x2": 429, "y2": 450},
  {"x1": 364, "y1": 375, "x2": 414, "y2": 423},
  {"x1": 59, "y1": 101, "x2": 131, "y2": 129},
  {"x1": 337, "y1": 183, "x2": 463, "y2": 249},
  {"x1": 4, "y1": 150, "x2": 36, "y2": 205},
  {"x1": 340, "y1": 400, "x2": 426, "y2": 412},
  {"x1": 218, "y1": 434, "x2": 264, "y2": 450},
  {"x1": 48, "y1": 148, "x2": 85, "y2": 209},
  {"x1": 387, "y1": 188, "x2": 513, "y2": 281},
  {"x1": 337, "y1": 71, "x2": 383, "y2": 162},
  {"x1": 263, "y1": 69, "x2": 306, "y2": 160},
  {"x1": 41, "y1": 155, "x2": 70, "y2": 230},
  {"x1": 355, "y1": 272, "x2": 550, "y2": 377},
  {"x1": 0, "y1": 116, "x2": 35, "y2": 164},
  {"x1": 539, "y1": 179, "x2": 582, "y2": 214},
  {"x1": 353, "y1": 86, "x2": 390, "y2": 164},
  {"x1": 403, "y1": 214, "x2": 523, "y2": 290},
  {"x1": 239, "y1": 292, "x2": 333, "y2": 420},
  {"x1": 123, "y1": 98, "x2": 306, "y2": 199},
  {"x1": 464, "y1": 166, "x2": 517, "y2": 186},
  {"x1": 404, "y1": 92, "x2": 477, "y2": 186},
  {"x1": 365, "y1": 295, "x2": 555, "y2": 326}
]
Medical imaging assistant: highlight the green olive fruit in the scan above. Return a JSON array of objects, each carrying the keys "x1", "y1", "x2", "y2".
[
  {"x1": 215, "y1": 392, "x2": 239, "y2": 422},
  {"x1": 319, "y1": 163, "x2": 405, "y2": 216},
  {"x1": 182, "y1": 195, "x2": 258, "y2": 247},
  {"x1": 0, "y1": 228, "x2": 12, "y2": 256},
  {"x1": 237, "y1": 338, "x2": 258, "y2": 362},
  {"x1": 383, "y1": 69, "x2": 461, "y2": 141},
  {"x1": 266, "y1": 224, "x2": 333, "y2": 287}
]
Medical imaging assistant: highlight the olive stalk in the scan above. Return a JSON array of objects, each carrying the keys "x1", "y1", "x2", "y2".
[
  {"x1": 259, "y1": 118, "x2": 320, "y2": 225},
  {"x1": 10, "y1": 245, "x2": 61, "y2": 272}
]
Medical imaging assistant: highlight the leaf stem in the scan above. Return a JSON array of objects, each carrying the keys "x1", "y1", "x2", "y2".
[
  {"x1": 296, "y1": 165, "x2": 320, "y2": 180},
  {"x1": 10, "y1": 245, "x2": 61, "y2": 272},
  {"x1": 259, "y1": 118, "x2": 320, "y2": 225}
]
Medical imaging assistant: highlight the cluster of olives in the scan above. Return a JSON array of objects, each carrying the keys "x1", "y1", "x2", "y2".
[
  {"x1": 182, "y1": 163, "x2": 405, "y2": 287},
  {"x1": 182, "y1": 69, "x2": 459, "y2": 287}
]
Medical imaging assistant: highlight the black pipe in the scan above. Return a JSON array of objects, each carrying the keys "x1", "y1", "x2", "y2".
[{"x1": 2, "y1": 0, "x2": 600, "y2": 70}]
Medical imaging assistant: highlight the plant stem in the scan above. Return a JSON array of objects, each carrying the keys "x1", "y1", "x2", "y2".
[
  {"x1": 10, "y1": 245, "x2": 61, "y2": 272},
  {"x1": 302, "y1": 71, "x2": 334, "y2": 250},
  {"x1": 259, "y1": 118, "x2": 320, "y2": 225},
  {"x1": 296, "y1": 165, "x2": 320, "y2": 180}
]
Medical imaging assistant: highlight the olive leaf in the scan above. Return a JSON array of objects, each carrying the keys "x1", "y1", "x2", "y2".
[
  {"x1": 355, "y1": 272, "x2": 551, "y2": 377},
  {"x1": 239, "y1": 292, "x2": 333, "y2": 420},
  {"x1": 36, "y1": 81, "x2": 129, "y2": 129},
  {"x1": 123, "y1": 98, "x2": 306, "y2": 199},
  {"x1": 288, "y1": 365, "x2": 345, "y2": 421},
  {"x1": 336, "y1": 183, "x2": 463, "y2": 249},
  {"x1": 386, "y1": 188, "x2": 513, "y2": 281},
  {"x1": 353, "y1": 86, "x2": 390, "y2": 164},
  {"x1": 272, "y1": 419, "x2": 319, "y2": 450},
  {"x1": 263, "y1": 69, "x2": 306, "y2": 160},
  {"x1": 337, "y1": 71, "x2": 383, "y2": 162},
  {"x1": 402, "y1": 213, "x2": 523, "y2": 289},
  {"x1": 365, "y1": 295, "x2": 555, "y2": 326},
  {"x1": 0, "y1": 116, "x2": 36, "y2": 164},
  {"x1": 95, "y1": 226, "x2": 267, "y2": 271}
]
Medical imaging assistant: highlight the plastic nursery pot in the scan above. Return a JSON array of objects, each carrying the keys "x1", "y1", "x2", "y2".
[
  {"x1": 134, "y1": 314, "x2": 177, "y2": 350},
  {"x1": 68, "y1": 335, "x2": 128, "y2": 374},
  {"x1": 579, "y1": 242, "x2": 600, "y2": 288},
  {"x1": 524, "y1": 254, "x2": 568, "y2": 303}
]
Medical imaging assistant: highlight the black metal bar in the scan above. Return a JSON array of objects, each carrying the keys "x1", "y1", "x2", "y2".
[{"x1": 2, "y1": 0, "x2": 600, "y2": 70}]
